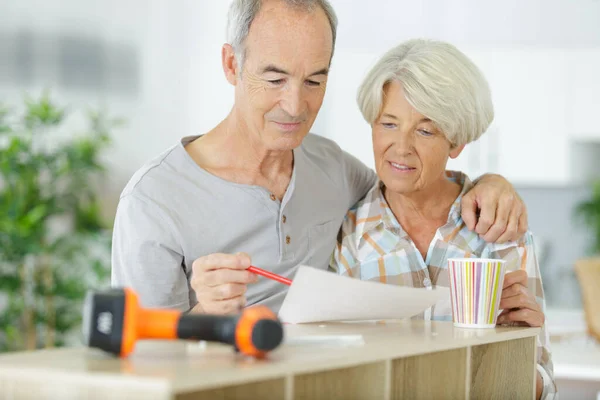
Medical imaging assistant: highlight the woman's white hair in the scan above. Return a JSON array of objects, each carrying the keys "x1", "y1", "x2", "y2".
[
  {"x1": 227, "y1": 0, "x2": 338, "y2": 68},
  {"x1": 357, "y1": 39, "x2": 494, "y2": 147}
]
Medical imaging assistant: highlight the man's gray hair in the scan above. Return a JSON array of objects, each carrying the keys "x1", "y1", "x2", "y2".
[
  {"x1": 357, "y1": 39, "x2": 494, "y2": 148},
  {"x1": 226, "y1": 0, "x2": 338, "y2": 68}
]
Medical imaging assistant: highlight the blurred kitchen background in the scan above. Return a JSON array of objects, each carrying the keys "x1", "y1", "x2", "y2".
[{"x1": 1, "y1": 0, "x2": 599, "y2": 397}]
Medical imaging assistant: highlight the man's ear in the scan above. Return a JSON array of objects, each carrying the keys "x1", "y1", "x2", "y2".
[
  {"x1": 222, "y1": 44, "x2": 239, "y2": 86},
  {"x1": 449, "y1": 144, "x2": 466, "y2": 159}
]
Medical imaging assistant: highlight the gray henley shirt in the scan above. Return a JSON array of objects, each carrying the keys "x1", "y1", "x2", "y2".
[{"x1": 111, "y1": 133, "x2": 376, "y2": 312}]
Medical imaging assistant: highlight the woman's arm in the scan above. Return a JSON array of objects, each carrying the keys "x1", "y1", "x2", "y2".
[{"x1": 486, "y1": 233, "x2": 557, "y2": 400}]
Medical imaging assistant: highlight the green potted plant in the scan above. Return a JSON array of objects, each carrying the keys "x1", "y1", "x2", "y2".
[
  {"x1": 576, "y1": 179, "x2": 600, "y2": 254},
  {"x1": 574, "y1": 179, "x2": 600, "y2": 342},
  {"x1": 0, "y1": 92, "x2": 122, "y2": 352}
]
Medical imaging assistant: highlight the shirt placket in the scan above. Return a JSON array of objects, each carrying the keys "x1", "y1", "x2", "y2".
[
  {"x1": 405, "y1": 240, "x2": 434, "y2": 320},
  {"x1": 277, "y1": 166, "x2": 297, "y2": 262}
]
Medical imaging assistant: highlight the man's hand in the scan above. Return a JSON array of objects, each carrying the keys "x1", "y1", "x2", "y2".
[
  {"x1": 497, "y1": 270, "x2": 545, "y2": 327},
  {"x1": 189, "y1": 252, "x2": 258, "y2": 314},
  {"x1": 461, "y1": 174, "x2": 528, "y2": 243}
]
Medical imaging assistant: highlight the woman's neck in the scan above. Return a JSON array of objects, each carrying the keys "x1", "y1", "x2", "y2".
[
  {"x1": 384, "y1": 177, "x2": 462, "y2": 259},
  {"x1": 386, "y1": 178, "x2": 460, "y2": 222}
]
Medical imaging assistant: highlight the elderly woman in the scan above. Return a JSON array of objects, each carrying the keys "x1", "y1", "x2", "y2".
[{"x1": 330, "y1": 39, "x2": 556, "y2": 400}]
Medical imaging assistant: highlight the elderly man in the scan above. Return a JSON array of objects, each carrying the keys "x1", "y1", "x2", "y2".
[{"x1": 111, "y1": 0, "x2": 528, "y2": 315}]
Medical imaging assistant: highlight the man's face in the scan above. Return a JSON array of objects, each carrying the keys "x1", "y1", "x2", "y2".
[{"x1": 233, "y1": 1, "x2": 333, "y2": 151}]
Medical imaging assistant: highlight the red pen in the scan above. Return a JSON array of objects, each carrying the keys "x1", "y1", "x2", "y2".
[{"x1": 247, "y1": 266, "x2": 292, "y2": 286}]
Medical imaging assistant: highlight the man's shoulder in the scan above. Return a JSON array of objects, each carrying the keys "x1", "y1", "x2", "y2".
[
  {"x1": 300, "y1": 133, "x2": 371, "y2": 172},
  {"x1": 120, "y1": 141, "x2": 188, "y2": 201},
  {"x1": 300, "y1": 133, "x2": 343, "y2": 160},
  {"x1": 300, "y1": 133, "x2": 376, "y2": 205}
]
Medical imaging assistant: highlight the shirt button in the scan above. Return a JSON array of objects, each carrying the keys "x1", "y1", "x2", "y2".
[
  {"x1": 285, "y1": 235, "x2": 291, "y2": 244},
  {"x1": 270, "y1": 194, "x2": 276, "y2": 201},
  {"x1": 282, "y1": 215, "x2": 287, "y2": 223}
]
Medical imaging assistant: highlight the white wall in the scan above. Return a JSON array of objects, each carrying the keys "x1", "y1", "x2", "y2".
[{"x1": 0, "y1": 0, "x2": 197, "y2": 217}]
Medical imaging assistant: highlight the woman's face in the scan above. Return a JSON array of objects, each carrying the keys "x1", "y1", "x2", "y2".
[{"x1": 372, "y1": 80, "x2": 465, "y2": 195}]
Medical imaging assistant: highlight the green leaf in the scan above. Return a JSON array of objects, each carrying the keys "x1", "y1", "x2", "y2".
[
  {"x1": 74, "y1": 200, "x2": 106, "y2": 232},
  {"x1": 575, "y1": 178, "x2": 600, "y2": 254},
  {"x1": 54, "y1": 307, "x2": 82, "y2": 333},
  {"x1": 0, "y1": 275, "x2": 21, "y2": 292},
  {"x1": 53, "y1": 272, "x2": 87, "y2": 301},
  {"x1": 24, "y1": 91, "x2": 66, "y2": 129},
  {"x1": 24, "y1": 204, "x2": 49, "y2": 226},
  {"x1": 91, "y1": 259, "x2": 110, "y2": 281},
  {"x1": 0, "y1": 104, "x2": 12, "y2": 133},
  {"x1": 4, "y1": 326, "x2": 23, "y2": 351},
  {"x1": 0, "y1": 295, "x2": 25, "y2": 350}
]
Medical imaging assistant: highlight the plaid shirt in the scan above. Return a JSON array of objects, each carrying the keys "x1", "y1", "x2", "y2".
[{"x1": 330, "y1": 171, "x2": 556, "y2": 399}]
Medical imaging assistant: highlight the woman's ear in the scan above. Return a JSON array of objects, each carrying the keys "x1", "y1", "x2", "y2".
[{"x1": 449, "y1": 144, "x2": 466, "y2": 159}]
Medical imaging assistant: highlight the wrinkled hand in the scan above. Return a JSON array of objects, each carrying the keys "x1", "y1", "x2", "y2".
[
  {"x1": 497, "y1": 270, "x2": 545, "y2": 327},
  {"x1": 190, "y1": 252, "x2": 258, "y2": 314},
  {"x1": 461, "y1": 174, "x2": 528, "y2": 243}
]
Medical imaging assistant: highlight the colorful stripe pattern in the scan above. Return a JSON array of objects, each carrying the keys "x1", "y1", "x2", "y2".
[{"x1": 448, "y1": 259, "x2": 506, "y2": 326}]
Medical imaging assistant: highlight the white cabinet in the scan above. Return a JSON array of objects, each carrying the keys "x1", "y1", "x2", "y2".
[
  {"x1": 447, "y1": 49, "x2": 570, "y2": 185},
  {"x1": 568, "y1": 49, "x2": 600, "y2": 141}
]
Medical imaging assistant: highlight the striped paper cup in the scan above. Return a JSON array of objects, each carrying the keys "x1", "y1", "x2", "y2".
[{"x1": 447, "y1": 258, "x2": 506, "y2": 329}]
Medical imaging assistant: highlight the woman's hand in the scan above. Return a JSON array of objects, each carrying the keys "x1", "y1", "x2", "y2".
[{"x1": 497, "y1": 270, "x2": 545, "y2": 327}]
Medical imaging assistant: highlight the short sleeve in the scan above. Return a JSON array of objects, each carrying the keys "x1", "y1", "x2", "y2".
[
  {"x1": 341, "y1": 151, "x2": 377, "y2": 208},
  {"x1": 111, "y1": 194, "x2": 190, "y2": 311}
]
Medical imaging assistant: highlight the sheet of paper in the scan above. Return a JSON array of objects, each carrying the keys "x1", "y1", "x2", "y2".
[
  {"x1": 284, "y1": 335, "x2": 365, "y2": 347},
  {"x1": 278, "y1": 266, "x2": 450, "y2": 324}
]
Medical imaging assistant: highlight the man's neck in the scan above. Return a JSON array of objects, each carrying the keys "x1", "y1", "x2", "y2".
[{"x1": 185, "y1": 112, "x2": 294, "y2": 197}]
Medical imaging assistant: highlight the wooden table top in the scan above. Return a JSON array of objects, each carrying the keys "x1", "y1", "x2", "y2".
[{"x1": 0, "y1": 320, "x2": 540, "y2": 394}]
